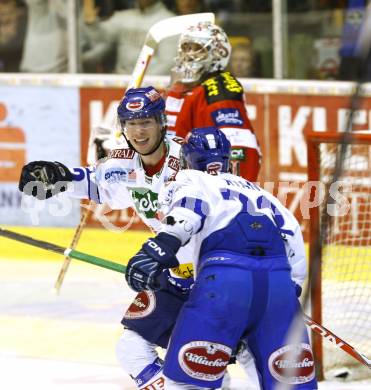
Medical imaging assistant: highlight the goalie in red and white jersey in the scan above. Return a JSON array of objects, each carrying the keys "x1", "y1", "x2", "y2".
[{"x1": 166, "y1": 21, "x2": 261, "y2": 181}]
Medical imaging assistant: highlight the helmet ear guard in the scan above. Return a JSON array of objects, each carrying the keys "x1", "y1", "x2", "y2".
[{"x1": 181, "y1": 127, "x2": 231, "y2": 174}]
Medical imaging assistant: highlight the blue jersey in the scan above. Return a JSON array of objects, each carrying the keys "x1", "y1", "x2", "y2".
[{"x1": 159, "y1": 170, "x2": 317, "y2": 389}]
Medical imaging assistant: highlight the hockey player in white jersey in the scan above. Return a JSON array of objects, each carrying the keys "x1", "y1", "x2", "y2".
[
  {"x1": 19, "y1": 87, "x2": 253, "y2": 389},
  {"x1": 124, "y1": 127, "x2": 317, "y2": 389},
  {"x1": 18, "y1": 86, "x2": 193, "y2": 389}
]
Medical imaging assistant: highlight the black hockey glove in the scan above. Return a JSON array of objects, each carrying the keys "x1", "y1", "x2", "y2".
[
  {"x1": 125, "y1": 233, "x2": 181, "y2": 292},
  {"x1": 19, "y1": 161, "x2": 73, "y2": 200}
]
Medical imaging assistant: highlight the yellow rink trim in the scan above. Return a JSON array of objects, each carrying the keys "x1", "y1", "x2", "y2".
[
  {"x1": 322, "y1": 245, "x2": 371, "y2": 282},
  {"x1": 1, "y1": 227, "x2": 370, "y2": 282},
  {"x1": 0, "y1": 315, "x2": 122, "y2": 365},
  {"x1": 0, "y1": 226, "x2": 152, "y2": 265}
]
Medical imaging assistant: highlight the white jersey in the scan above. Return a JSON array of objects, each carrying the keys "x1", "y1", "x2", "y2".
[
  {"x1": 70, "y1": 136, "x2": 183, "y2": 232},
  {"x1": 68, "y1": 137, "x2": 194, "y2": 278},
  {"x1": 158, "y1": 170, "x2": 306, "y2": 285}
]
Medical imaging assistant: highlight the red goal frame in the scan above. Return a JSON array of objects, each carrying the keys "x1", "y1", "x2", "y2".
[{"x1": 307, "y1": 131, "x2": 371, "y2": 379}]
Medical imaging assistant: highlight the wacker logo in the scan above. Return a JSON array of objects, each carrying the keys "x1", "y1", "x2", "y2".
[
  {"x1": 124, "y1": 291, "x2": 156, "y2": 319},
  {"x1": 268, "y1": 343, "x2": 315, "y2": 385},
  {"x1": 178, "y1": 341, "x2": 231, "y2": 381}
]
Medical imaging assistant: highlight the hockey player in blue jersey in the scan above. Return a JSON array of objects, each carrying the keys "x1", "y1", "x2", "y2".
[{"x1": 125, "y1": 127, "x2": 318, "y2": 389}]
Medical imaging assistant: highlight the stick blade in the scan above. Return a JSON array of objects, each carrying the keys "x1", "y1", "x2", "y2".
[{"x1": 149, "y1": 12, "x2": 215, "y2": 43}]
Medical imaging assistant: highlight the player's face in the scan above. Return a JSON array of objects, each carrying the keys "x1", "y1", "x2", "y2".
[{"x1": 125, "y1": 117, "x2": 162, "y2": 155}]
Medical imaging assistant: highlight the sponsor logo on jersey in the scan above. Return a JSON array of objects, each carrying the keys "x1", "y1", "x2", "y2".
[
  {"x1": 202, "y1": 72, "x2": 243, "y2": 104},
  {"x1": 206, "y1": 162, "x2": 223, "y2": 175},
  {"x1": 178, "y1": 341, "x2": 231, "y2": 381},
  {"x1": 212, "y1": 108, "x2": 244, "y2": 127},
  {"x1": 104, "y1": 168, "x2": 136, "y2": 183},
  {"x1": 131, "y1": 189, "x2": 158, "y2": 219},
  {"x1": 221, "y1": 71, "x2": 243, "y2": 93},
  {"x1": 170, "y1": 263, "x2": 194, "y2": 279},
  {"x1": 168, "y1": 156, "x2": 180, "y2": 171},
  {"x1": 126, "y1": 101, "x2": 144, "y2": 111},
  {"x1": 268, "y1": 343, "x2": 315, "y2": 385},
  {"x1": 203, "y1": 77, "x2": 219, "y2": 97},
  {"x1": 124, "y1": 291, "x2": 156, "y2": 319},
  {"x1": 230, "y1": 148, "x2": 245, "y2": 161},
  {"x1": 160, "y1": 183, "x2": 177, "y2": 207},
  {"x1": 108, "y1": 148, "x2": 135, "y2": 159}
]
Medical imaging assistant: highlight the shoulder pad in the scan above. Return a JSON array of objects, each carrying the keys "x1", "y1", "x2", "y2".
[
  {"x1": 108, "y1": 148, "x2": 135, "y2": 159},
  {"x1": 202, "y1": 71, "x2": 243, "y2": 105}
]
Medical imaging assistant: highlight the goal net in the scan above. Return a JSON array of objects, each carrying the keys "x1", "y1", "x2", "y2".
[{"x1": 307, "y1": 131, "x2": 371, "y2": 380}]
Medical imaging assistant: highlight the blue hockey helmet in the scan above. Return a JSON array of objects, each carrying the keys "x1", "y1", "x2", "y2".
[
  {"x1": 181, "y1": 126, "x2": 231, "y2": 174},
  {"x1": 117, "y1": 86, "x2": 167, "y2": 155},
  {"x1": 117, "y1": 86, "x2": 166, "y2": 130}
]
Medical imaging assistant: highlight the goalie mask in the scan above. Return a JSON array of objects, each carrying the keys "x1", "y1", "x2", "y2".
[
  {"x1": 117, "y1": 86, "x2": 167, "y2": 155},
  {"x1": 173, "y1": 21, "x2": 231, "y2": 84},
  {"x1": 181, "y1": 127, "x2": 231, "y2": 174}
]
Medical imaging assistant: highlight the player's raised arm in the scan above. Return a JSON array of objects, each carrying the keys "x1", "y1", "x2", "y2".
[{"x1": 18, "y1": 160, "x2": 96, "y2": 201}]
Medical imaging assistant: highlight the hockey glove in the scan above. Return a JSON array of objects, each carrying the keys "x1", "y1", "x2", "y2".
[
  {"x1": 19, "y1": 161, "x2": 73, "y2": 200},
  {"x1": 125, "y1": 233, "x2": 181, "y2": 292}
]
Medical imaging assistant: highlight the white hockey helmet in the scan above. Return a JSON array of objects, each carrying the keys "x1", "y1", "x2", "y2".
[{"x1": 173, "y1": 21, "x2": 231, "y2": 84}]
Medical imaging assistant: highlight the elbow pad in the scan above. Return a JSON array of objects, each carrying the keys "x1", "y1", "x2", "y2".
[{"x1": 161, "y1": 211, "x2": 200, "y2": 246}]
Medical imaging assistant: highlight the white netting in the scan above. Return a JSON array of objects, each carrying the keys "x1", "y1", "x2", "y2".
[{"x1": 318, "y1": 138, "x2": 371, "y2": 379}]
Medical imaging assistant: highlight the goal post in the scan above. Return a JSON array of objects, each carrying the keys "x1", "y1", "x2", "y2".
[{"x1": 307, "y1": 131, "x2": 371, "y2": 380}]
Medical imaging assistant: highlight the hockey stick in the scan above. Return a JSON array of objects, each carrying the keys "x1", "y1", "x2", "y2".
[
  {"x1": 128, "y1": 12, "x2": 215, "y2": 89},
  {"x1": 53, "y1": 205, "x2": 91, "y2": 292},
  {"x1": 4, "y1": 225, "x2": 370, "y2": 371},
  {"x1": 303, "y1": 313, "x2": 371, "y2": 370},
  {"x1": 54, "y1": 12, "x2": 215, "y2": 293},
  {"x1": 0, "y1": 227, "x2": 126, "y2": 274}
]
